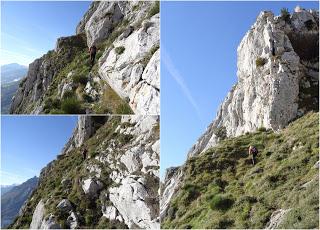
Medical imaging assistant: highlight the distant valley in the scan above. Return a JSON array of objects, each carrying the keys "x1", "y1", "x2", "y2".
[{"x1": 1, "y1": 63, "x2": 28, "y2": 114}]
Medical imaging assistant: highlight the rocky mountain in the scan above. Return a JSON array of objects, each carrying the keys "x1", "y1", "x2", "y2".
[
  {"x1": 1, "y1": 63, "x2": 27, "y2": 84},
  {"x1": 2, "y1": 80, "x2": 22, "y2": 114},
  {"x1": 10, "y1": 1, "x2": 159, "y2": 115},
  {"x1": 1, "y1": 63, "x2": 28, "y2": 113},
  {"x1": 1, "y1": 177, "x2": 38, "y2": 228},
  {"x1": 161, "y1": 7, "x2": 319, "y2": 229},
  {"x1": 10, "y1": 115, "x2": 160, "y2": 229},
  {"x1": 1, "y1": 184, "x2": 18, "y2": 196}
]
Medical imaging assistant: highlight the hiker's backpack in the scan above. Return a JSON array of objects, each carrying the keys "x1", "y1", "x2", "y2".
[{"x1": 252, "y1": 146, "x2": 258, "y2": 155}]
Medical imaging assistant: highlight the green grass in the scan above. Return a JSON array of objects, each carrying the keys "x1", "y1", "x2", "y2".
[
  {"x1": 115, "y1": 46, "x2": 125, "y2": 55},
  {"x1": 162, "y1": 112, "x2": 319, "y2": 229},
  {"x1": 256, "y1": 57, "x2": 267, "y2": 67},
  {"x1": 92, "y1": 83, "x2": 133, "y2": 114},
  {"x1": 147, "y1": 1, "x2": 160, "y2": 19},
  {"x1": 61, "y1": 97, "x2": 83, "y2": 114}
]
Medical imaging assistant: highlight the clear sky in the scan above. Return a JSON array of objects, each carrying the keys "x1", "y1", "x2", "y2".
[
  {"x1": 160, "y1": 1, "x2": 318, "y2": 178},
  {"x1": 1, "y1": 116, "x2": 77, "y2": 185},
  {"x1": 1, "y1": 1, "x2": 91, "y2": 66}
]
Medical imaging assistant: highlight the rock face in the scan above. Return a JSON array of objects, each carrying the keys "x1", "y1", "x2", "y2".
[
  {"x1": 9, "y1": 34, "x2": 87, "y2": 114},
  {"x1": 9, "y1": 1, "x2": 160, "y2": 115},
  {"x1": 61, "y1": 115, "x2": 106, "y2": 154},
  {"x1": 161, "y1": 7, "x2": 319, "y2": 224},
  {"x1": 265, "y1": 209, "x2": 291, "y2": 229},
  {"x1": 29, "y1": 200, "x2": 45, "y2": 229},
  {"x1": 11, "y1": 115, "x2": 160, "y2": 229},
  {"x1": 187, "y1": 8, "x2": 319, "y2": 158}
]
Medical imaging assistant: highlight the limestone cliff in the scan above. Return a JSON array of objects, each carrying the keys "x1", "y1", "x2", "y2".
[
  {"x1": 10, "y1": 1, "x2": 159, "y2": 115},
  {"x1": 161, "y1": 7, "x2": 319, "y2": 227},
  {"x1": 10, "y1": 115, "x2": 160, "y2": 229},
  {"x1": 188, "y1": 7, "x2": 318, "y2": 158}
]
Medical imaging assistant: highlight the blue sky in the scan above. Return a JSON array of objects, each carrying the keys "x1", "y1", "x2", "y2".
[
  {"x1": 1, "y1": 1, "x2": 91, "y2": 66},
  {"x1": 160, "y1": 1, "x2": 318, "y2": 178},
  {"x1": 1, "y1": 116, "x2": 77, "y2": 185}
]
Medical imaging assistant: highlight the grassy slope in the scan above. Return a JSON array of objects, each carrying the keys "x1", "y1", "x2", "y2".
[
  {"x1": 9, "y1": 117, "x2": 134, "y2": 229},
  {"x1": 41, "y1": 44, "x2": 132, "y2": 115},
  {"x1": 162, "y1": 112, "x2": 319, "y2": 229}
]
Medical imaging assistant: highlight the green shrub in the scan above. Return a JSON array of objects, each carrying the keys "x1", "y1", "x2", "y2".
[
  {"x1": 140, "y1": 44, "x2": 159, "y2": 67},
  {"x1": 72, "y1": 74, "x2": 88, "y2": 85},
  {"x1": 147, "y1": 1, "x2": 160, "y2": 18},
  {"x1": 182, "y1": 183, "x2": 200, "y2": 204},
  {"x1": 214, "y1": 126, "x2": 227, "y2": 140},
  {"x1": 256, "y1": 57, "x2": 267, "y2": 67},
  {"x1": 82, "y1": 93, "x2": 93, "y2": 103},
  {"x1": 62, "y1": 90, "x2": 75, "y2": 99},
  {"x1": 118, "y1": 134, "x2": 134, "y2": 145},
  {"x1": 257, "y1": 127, "x2": 267, "y2": 132},
  {"x1": 210, "y1": 194, "x2": 234, "y2": 211},
  {"x1": 115, "y1": 103, "x2": 132, "y2": 114},
  {"x1": 61, "y1": 97, "x2": 82, "y2": 114},
  {"x1": 115, "y1": 46, "x2": 125, "y2": 55},
  {"x1": 281, "y1": 8, "x2": 290, "y2": 22}
]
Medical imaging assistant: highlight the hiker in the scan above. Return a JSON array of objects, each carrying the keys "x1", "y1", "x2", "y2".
[
  {"x1": 248, "y1": 145, "x2": 258, "y2": 165},
  {"x1": 270, "y1": 38, "x2": 275, "y2": 56},
  {"x1": 81, "y1": 146, "x2": 88, "y2": 160},
  {"x1": 89, "y1": 45, "x2": 97, "y2": 67}
]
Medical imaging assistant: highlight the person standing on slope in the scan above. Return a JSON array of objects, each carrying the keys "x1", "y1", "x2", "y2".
[
  {"x1": 81, "y1": 146, "x2": 88, "y2": 160},
  {"x1": 248, "y1": 145, "x2": 258, "y2": 165},
  {"x1": 89, "y1": 45, "x2": 97, "y2": 67}
]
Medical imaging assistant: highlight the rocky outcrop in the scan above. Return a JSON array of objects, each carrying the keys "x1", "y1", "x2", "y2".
[
  {"x1": 266, "y1": 209, "x2": 291, "y2": 229},
  {"x1": 160, "y1": 167, "x2": 184, "y2": 220},
  {"x1": 95, "y1": 115, "x2": 160, "y2": 228},
  {"x1": 161, "y1": 7, "x2": 319, "y2": 223},
  {"x1": 98, "y1": 13, "x2": 160, "y2": 114},
  {"x1": 187, "y1": 8, "x2": 319, "y2": 158},
  {"x1": 29, "y1": 200, "x2": 45, "y2": 229},
  {"x1": 12, "y1": 115, "x2": 160, "y2": 229},
  {"x1": 62, "y1": 115, "x2": 107, "y2": 154},
  {"x1": 10, "y1": 34, "x2": 87, "y2": 114}
]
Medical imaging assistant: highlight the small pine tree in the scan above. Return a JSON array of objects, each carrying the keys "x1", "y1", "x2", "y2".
[{"x1": 281, "y1": 8, "x2": 290, "y2": 22}]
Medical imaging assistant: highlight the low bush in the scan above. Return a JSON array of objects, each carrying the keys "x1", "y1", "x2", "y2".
[
  {"x1": 147, "y1": 1, "x2": 159, "y2": 18},
  {"x1": 72, "y1": 74, "x2": 88, "y2": 85},
  {"x1": 210, "y1": 194, "x2": 234, "y2": 211},
  {"x1": 281, "y1": 8, "x2": 290, "y2": 22},
  {"x1": 115, "y1": 46, "x2": 125, "y2": 55},
  {"x1": 256, "y1": 57, "x2": 267, "y2": 67},
  {"x1": 62, "y1": 90, "x2": 75, "y2": 99},
  {"x1": 257, "y1": 127, "x2": 267, "y2": 132},
  {"x1": 61, "y1": 97, "x2": 82, "y2": 114},
  {"x1": 115, "y1": 103, "x2": 133, "y2": 114}
]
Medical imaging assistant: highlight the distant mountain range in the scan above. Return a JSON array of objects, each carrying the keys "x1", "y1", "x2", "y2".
[
  {"x1": 1, "y1": 184, "x2": 19, "y2": 195},
  {"x1": 1, "y1": 176, "x2": 38, "y2": 228},
  {"x1": 1, "y1": 63, "x2": 27, "y2": 84},
  {"x1": 1, "y1": 63, "x2": 28, "y2": 114}
]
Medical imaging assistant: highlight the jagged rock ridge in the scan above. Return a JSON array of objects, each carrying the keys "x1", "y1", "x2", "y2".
[
  {"x1": 10, "y1": 115, "x2": 160, "y2": 229},
  {"x1": 10, "y1": 1, "x2": 159, "y2": 115},
  {"x1": 161, "y1": 6, "x2": 319, "y2": 226},
  {"x1": 188, "y1": 7, "x2": 318, "y2": 158}
]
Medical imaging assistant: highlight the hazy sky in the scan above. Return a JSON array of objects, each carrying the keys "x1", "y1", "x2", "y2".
[
  {"x1": 1, "y1": 116, "x2": 77, "y2": 185},
  {"x1": 160, "y1": 1, "x2": 318, "y2": 178},
  {"x1": 1, "y1": 1, "x2": 91, "y2": 66}
]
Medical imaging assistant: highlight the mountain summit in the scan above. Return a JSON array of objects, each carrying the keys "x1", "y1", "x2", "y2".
[{"x1": 161, "y1": 7, "x2": 319, "y2": 229}]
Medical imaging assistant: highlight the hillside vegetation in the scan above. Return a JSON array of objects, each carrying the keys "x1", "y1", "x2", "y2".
[{"x1": 162, "y1": 112, "x2": 319, "y2": 229}]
